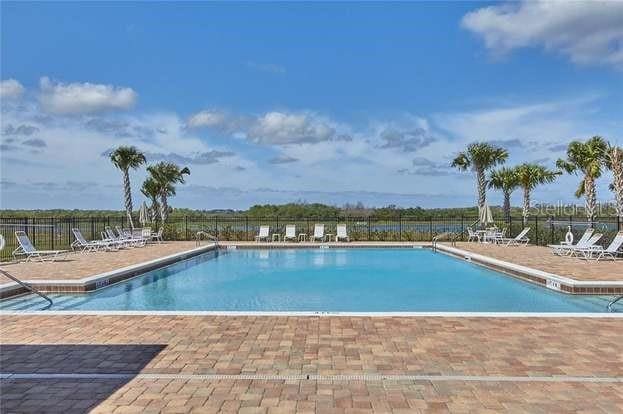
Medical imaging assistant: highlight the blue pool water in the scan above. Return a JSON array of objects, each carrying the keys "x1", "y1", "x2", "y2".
[{"x1": 0, "y1": 248, "x2": 615, "y2": 312}]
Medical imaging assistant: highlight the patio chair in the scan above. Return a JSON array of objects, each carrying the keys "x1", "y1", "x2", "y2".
[
  {"x1": 141, "y1": 228, "x2": 153, "y2": 243},
  {"x1": 255, "y1": 225, "x2": 270, "y2": 242},
  {"x1": 576, "y1": 232, "x2": 623, "y2": 261},
  {"x1": 151, "y1": 227, "x2": 163, "y2": 243},
  {"x1": 548, "y1": 228, "x2": 594, "y2": 256},
  {"x1": 497, "y1": 227, "x2": 530, "y2": 246},
  {"x1": 466, "y1": 228, "x2": 480, "y2": 242},
  {"x1": 284, "y1": 225, "x2": 297, "y2": 242},
  {"x1": 335, "y1": 224, "x2": 350, "y2": 242},
  {"x1": 310, "y1": 224, "x2": 325, "y2": 242},
  {"x1": 12, "y1": 231, "x2": 68, "y2": 262}
]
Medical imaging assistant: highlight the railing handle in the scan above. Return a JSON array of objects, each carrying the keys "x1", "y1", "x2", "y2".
[{"x1": 0, "y1": 269, "x2": 53, "y2": 309}]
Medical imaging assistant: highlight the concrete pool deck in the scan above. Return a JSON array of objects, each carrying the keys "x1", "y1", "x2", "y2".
[{"x1": 1, "y1": 314, "x2": 622, "y2": 412}]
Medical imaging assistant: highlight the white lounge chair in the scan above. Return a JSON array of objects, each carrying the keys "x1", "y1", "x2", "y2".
[
  {"x1": 550, "y1": 232, "x2": 603, "y2": 256},
  {"x1": 568, "y1": 233, "x2": 603, "y2": 257},
  {"x1": 497, "y1": 227, "x2": 530, "y2": 246},
  {"x1": 116, "y1": 226, "x2": 146, "y2": 247},
  {"x1": 577, "y1": 232, "x2": 623, "y2": 261},
  {"x1": 105, "y1": 227, "x2": 135, "y2": 247},
  {"x1": 310, "y1": 224, "x2": 325, "y2": 242},
  {"x1": 549, "y1": 228, "x2": 594, "y2": 256},
  {"x1": 335, "y1": 224, "x2": 350, "y2": 242},
  {"x1": 71, "y1": 228, "x2": 113, "y2": 253},
  {"x1": 255, "y1": 225, "x2": 270, "y2": 242},
  {"x1": 284, "y1": 225, "x2": 297, "y2": 242},
  {"x1": 12, "y1": 231, "x2": 68, "y2": 262}
]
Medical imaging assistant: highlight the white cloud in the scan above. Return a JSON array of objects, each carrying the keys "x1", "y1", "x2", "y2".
[
  {"x1": 187, "y1": 110, "x2": 228, "y2": 128},
  {"x1": 462, "y1": 1, "x2": 623, "y2": 68},
  {"x1": 248, "y1": 112, "x2": 336, "y2": 145},
  {"x1": 188, "y1": 108, "x2": 344, "y2": 145},
  {"x1": 0, "y1": 79, "x2": 24, "y2": 99},
  {"x1": 38, "y1": 77, "x2": 137, "y2": 114}
]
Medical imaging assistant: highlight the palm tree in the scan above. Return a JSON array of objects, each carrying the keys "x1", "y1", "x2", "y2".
[
  {"x1": 515, "y1": 163, "x2": 560, "y2": 225},
  {"x1": 141, "y1": 177, "x2": 161, "y2": 223},
  {"x1": 488, "y1": 167, "x2": 519, "y2": 223},
  {"x1": 146, "y1": 162, "x2": 190, "y2": 224},
  {"x1": 603, "y1": 144, "x2": 623, "y2": 219},
  {"x1": 451, "y1": 142, "x2": 509, "y2": 210},
  {"x1": 556, "y1": 136, "x2": 608, "y2": 223},
  {"x1": 109, "y1": 146, "x2": 146, "y2": 229}
]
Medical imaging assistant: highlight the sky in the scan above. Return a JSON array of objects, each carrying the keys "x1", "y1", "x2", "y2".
[{"x1": 1, "y1": 1, "x2": 622, "y2": 210}]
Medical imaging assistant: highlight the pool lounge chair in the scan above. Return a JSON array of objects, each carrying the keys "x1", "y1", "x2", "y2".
[
  {"x1": 335, "y1": 224, "x2": 350, "y2": 242},
  {"x1": 105, "y1": 227, "x2": 135, "y2": 247},
  {"x1": 255, "y1": 225, "x2": 270, "y2": 242},
  {"x1": 577, "y1": 232, "x2": 623, "y2": 261},
  {"x1": 497, "y1": 227, "x2": 530, "y2": 246},
  {"x1": 71, "y1": 228, "x2": 114, "y2": 253},
  {"x1": 284, "y1": 225, "x2": 297, "y2": 242},
  {"x1": 115, "y1": 226, "x2": 146, "y2": 247},
  {"x1": 12, "y1": 231, "x2": 68, "y2": 262},
  {"x1": 310, "y1": 224, "x2": 325, "y2": 242},
  {"x1": 567, "y1": 233, "x2": 603, "y2": 257},
  {"x1": 548, "y1": 228, "x2": 594, "y2": 256}
]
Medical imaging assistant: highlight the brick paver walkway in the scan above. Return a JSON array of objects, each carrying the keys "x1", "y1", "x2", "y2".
[
  {"x1": 1, "y1": 315, "x2": 622, "y2": 412},
  {"x1": 0, "y1": 242, "x2": 198, "y2": 283},
  {"x1": 450, "y1": 242, "x2": 623, "y2": 282}
]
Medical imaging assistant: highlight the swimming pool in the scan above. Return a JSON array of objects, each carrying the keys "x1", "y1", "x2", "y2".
[{"x1": 0, "y1": 248, "x2": 615, "y2": 312}]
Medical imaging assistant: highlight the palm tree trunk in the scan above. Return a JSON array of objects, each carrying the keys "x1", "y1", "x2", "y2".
[
  {"x1": 122, "y1": 169, "x2": 134, "y2": 229},
  {"x1": 522, "y1": 187, "x2": 530, "y2": 226},
  {"x1": 584, "y1": 175, "x2": 597, "y2": 224},
  {"x1": 149, "y1": 199, "x2": 159, "y2": 223},
  {"x1": 503, "y1": 190, "x2": 511, "y2": 223},
  {"x1": 611, "y1": 148, "x2": 623, "y2": 219},
  {"x1": 476, "y1": 167, "x2": 486, "y2": 210},
  {"x1": 159, "y1": 194, "x2": 169, "y2": 224}
]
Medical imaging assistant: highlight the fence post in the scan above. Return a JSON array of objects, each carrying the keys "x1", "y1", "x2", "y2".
[
  {"x1": 460, "y1": 216, "x2": 464, "y2": 241},
  {"x1": 535, "y1": 215, "x2": 539, "y2": 245},
  {"x1": 399, "y1": 213, "x2": 402, "y2": 241},
  {"x1": 215, "y1": 216, "x2": 219, "y2": 238},
  {"x1": 618, "y1": 216, "x2": 621, "y2": 232},
  {"x1": 185, "y1": 216, "x2": 188, "y2": 240},
  {"x1": 429, "y1": 216, "x2": 433, "y2": 241},
  {"x1": 51, "y1": 217, "x2": 55, "y2": 250},
  {"x1": 549, "y1": 216, "x2": 554, "y2": 245},
  {"x1": 245, "y1": 216, "x2": 249, "y2": 241},
  {"x1": 367, "y1": 216, "x2": 371, "y2": 241}
]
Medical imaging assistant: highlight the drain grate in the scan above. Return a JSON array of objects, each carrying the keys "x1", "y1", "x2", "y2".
[{"x1": 2, "y1": 373, "x2": 621, "y2": 383}]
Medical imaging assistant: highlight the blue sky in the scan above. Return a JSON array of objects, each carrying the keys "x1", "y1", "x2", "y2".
[{"x1": 1, "y1": 1, "x2": 622, "y2": 210}]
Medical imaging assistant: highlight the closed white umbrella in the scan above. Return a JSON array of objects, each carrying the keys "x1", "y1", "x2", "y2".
[
  {"x1": 479, "y1": 202, "x2": 494, "y2": 227},
  {"x1": 139, "y1": 202, "x2": 149, "y2": 226}
]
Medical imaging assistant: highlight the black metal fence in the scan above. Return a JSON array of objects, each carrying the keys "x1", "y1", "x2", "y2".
[{"x1": 0, "y1": 215, "x2": 620, "y2": 261}]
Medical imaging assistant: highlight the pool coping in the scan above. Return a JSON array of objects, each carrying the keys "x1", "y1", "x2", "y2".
[
  {"x1": 435, "y1": 244, "x2": 623, "y2": 295},
  {"x1": 0, "y1": 243, "x2": 218, "y2": 299},
  {"x1": 1, "y1": 310, "x2": 622, "y2": 318}
]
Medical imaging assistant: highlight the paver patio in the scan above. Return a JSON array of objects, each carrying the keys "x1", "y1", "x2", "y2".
[
  {"x1": 1, "y1": 315, "x2": 622, "y2": 412},
  {"x1": 0, "y1": 241, "x2": 198, "y2": 283},
  {"x1": 449, "y1": 242, "x2": 623, "y2": 282}
]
